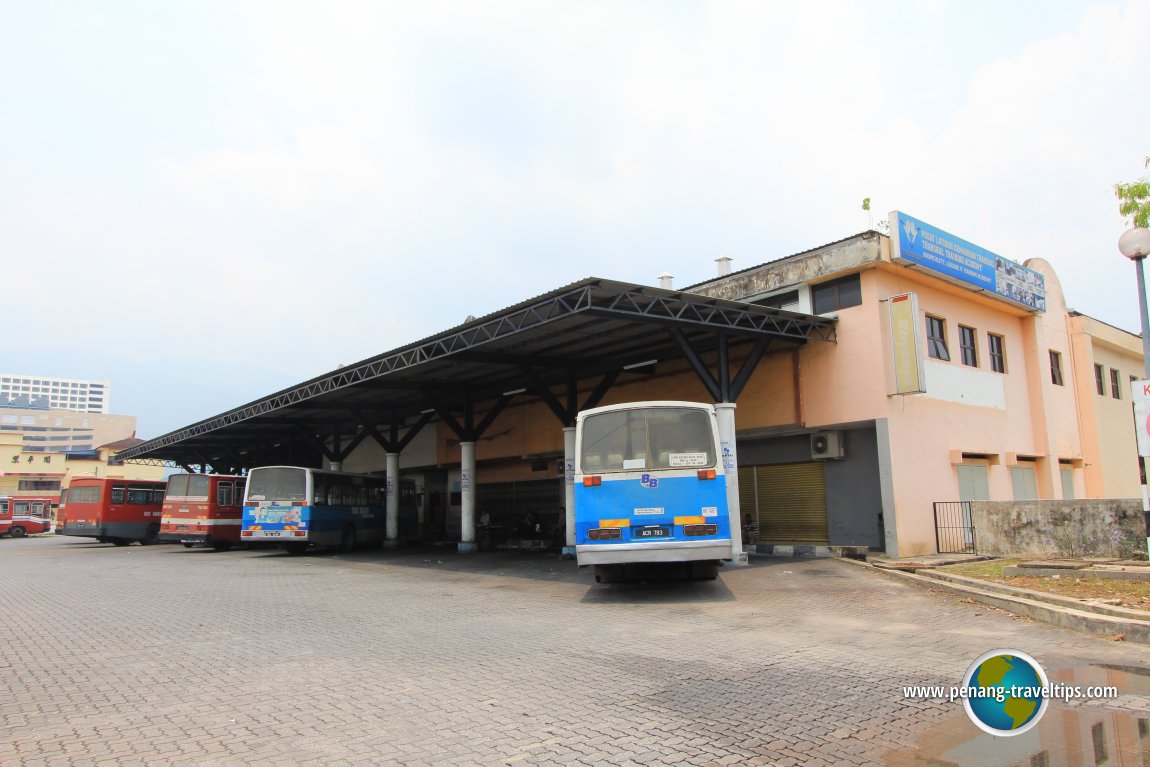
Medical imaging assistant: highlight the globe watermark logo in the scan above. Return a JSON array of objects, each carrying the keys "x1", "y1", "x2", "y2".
[
  {"x1": 960, "y1": 650, "x2": 1049, "y2": 736},
  {"x1": 903, "y1": 649, "x2": 1119, "y2": 733}
]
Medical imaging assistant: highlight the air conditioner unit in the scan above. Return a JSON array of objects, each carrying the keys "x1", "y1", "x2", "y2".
[{"x1": 810, "y1": 431, "x2": 844, "y2": 460}]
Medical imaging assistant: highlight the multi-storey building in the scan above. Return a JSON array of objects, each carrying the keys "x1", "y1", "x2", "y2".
[
  {"x1": 0, "y1": 375, "x2": 110, "y2": 413},
  {"x1": 0, "y1": 407, "x2": 138, "y2": 453},
  {"x1": 0, "y1": 434, "x2": 165, "y2": 507}
]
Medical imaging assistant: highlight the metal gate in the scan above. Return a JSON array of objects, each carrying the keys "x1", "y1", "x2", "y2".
[{"x1": 933, "y1": 501, "x2": 975, "y2": 553}]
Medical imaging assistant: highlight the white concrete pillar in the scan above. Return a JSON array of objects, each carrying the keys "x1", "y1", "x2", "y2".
[
  {"x1": 329, "y1": 461, "x2": 342, "y2": 471},
  {"x1": 563, "y1": 426, "x2": 576, "y2": 556},
  {"x1": 459, "y1": 441, "x2": 477, "y2": 553},
  {"x1": 715, "y1": 403, "x2": 747, "y2": 565},
  {"x1": 385, "y1": 451, "x2": 400, "y2": 548}
]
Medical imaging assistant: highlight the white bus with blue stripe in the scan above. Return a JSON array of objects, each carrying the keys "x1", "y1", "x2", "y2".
[{"x1": 574, "y1": 401, "x2": 731, "y2": 581}]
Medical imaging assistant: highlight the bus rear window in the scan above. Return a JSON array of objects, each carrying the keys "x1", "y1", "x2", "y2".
[
  {"x1": 68, "y1": 486, "x2": 102, "y2": 504},
  {"x1": 247, "y1": 468, "x2": 307, "y2": 501},
  {"x1": 166, "y1": 475, "x2": 190, "y2": 497},
  {"x1": 187, "y1": 475, "x2": 210, "y2": 499},
  {"x1": 580, "y1": 407, "x2": 715, "y2": 472}
]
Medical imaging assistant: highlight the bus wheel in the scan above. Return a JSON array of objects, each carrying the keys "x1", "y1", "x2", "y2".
[
  {"x1": 182, "y1": 543, "x2": 195, "y2": 549},
  {"x1": 690, "y1": 561, "x2": 719, "y2": 581},
  {"x1": 211, "y1": 541, "x2": 233, "y2": 552},
  {"x1": 593, "y1": 564, "x2": 625, "y2": 584},
  {"x1": 339, "y1": 525, "x2": 357, "y2": 553},
  {"x1": 110, "y1": 538, "x2": 131, "y2": 547},
  {"x1": 282, "y1": 542, "x2": 308, "y2": 555},
  {"x1": 9, "y1": 526, "x2": 26, "y2": 538},
  {"x1": 139, "y1": 525, "x2": 160, "y2": 546}
]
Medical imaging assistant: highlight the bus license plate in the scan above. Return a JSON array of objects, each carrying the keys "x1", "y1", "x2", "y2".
[
  {"x1": 261, "y1": 531, "x2": 282, "y2": 537},
  {"x1": 634, "y1": 526, "x2": 670, "y2": 538}
]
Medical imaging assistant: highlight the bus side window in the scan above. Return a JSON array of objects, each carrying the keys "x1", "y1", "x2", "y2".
[
  {"x1": 218, "y1": 482, "x2": 233, "y2": 507},
  {"x1": 235, "y1": 481, "x2": 246, "y2": 505},
  {"x1": 153, "y1": 489, "x2": 166, "y2": 504},
  {"x1": 127, "y1": 487, "x2": 153, "y2": 504},
  {"x1": 111, "y1": 485, "x2": 126, "y2": 504},
  {"x1": 313, "y1": 483, "x2": 327, "y2": 506}
]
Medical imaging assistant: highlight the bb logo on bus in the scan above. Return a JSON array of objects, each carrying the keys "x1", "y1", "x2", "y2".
[{"x1": 640, "y1": 474, "x2": 659, "y2": 488}]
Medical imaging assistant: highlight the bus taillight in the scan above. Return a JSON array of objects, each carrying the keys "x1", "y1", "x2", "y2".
[
  {"x1": 588, "y1": 528, "x2": 621, "y2": 540},
  {"x1": 696, "y1": 469, "x2": 716, "y2": 480},
  {"x1": 683, "y1": 524, "x2": 718, "y2": 536},
  {"x1": 582, "y1": 476, "x2": 602, "y2": 487}
]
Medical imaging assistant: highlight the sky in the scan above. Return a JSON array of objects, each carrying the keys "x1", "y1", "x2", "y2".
[{"x1": 3, "y1": 0, "x2": 1150, "y2": 439}]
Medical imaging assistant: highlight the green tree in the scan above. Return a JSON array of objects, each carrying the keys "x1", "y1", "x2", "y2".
[{"x1": 1116, "y1": 157, "x2": 1150, "y2": 228}]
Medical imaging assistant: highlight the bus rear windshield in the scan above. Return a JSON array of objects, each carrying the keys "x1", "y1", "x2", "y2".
[
  {"x1": 247, "y1": 468, "x2": 307, "y2": 502},
  {"x1": 581, "y1": 407, "x2": 715, "y2": 472},
  {"x1": 67, "y1": 486, "x2": 102, "y2": 504}
]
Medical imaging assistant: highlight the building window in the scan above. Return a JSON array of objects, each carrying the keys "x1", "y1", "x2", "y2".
[
  {"x1": 958, "y1": 325, "x2": 978, "y2": 367},
  {"x1": 1011, "y1": 464, "x2": 1039, "y2": 500},
  {"x1": 1095, "y1": 364, "x2": 1106, "y2": 395},
  {"x1": 926, "y1": 316, "x2": 950, "y2": 361},
  {"x1": 1049, "y1": 350, "x2": 1064, "y2": 386},
  {"x1": 811, "y1": 273, "x2": 862, "y2": 314},
  {"x1": 984, "y1": 333, "x2": 1002, "y2": 374},
  {"x1": 754, "y1": 289, "x2": 800, "y2": 311},
  {"x1": 1111, "y1": 368, "x2": 1122, "y2": 399}
]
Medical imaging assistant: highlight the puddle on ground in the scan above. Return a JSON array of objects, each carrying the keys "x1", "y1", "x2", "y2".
[{"x1": 885, "y1": 663, "x2": 1150, "y2": 766}]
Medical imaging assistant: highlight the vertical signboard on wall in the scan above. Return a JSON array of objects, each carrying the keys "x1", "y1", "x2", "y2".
[
  {"x1": 1132, "y1": 380, "x2": 1150, "y2": 457},
  {"x1": 888, "y1": 292, "x2": 925, "y2": 395}
]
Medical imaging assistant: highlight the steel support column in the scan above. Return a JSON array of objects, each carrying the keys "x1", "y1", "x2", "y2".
[
  {"x1": 385, "y1": 451, "x2": 400, "y2": 548},
  {"x1": 715, "y1": 403, "x2": 746, "y2": 565},
  {"x1": 563, "y1": 426, "x2": 576, "y2": 555},
  {"x1": 459, "y1": 442, "x2": 477, "y2": 553}
]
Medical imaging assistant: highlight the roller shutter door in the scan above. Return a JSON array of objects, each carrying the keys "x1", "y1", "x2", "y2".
[{"x1": 739, "y1": 462, "x2": 828, "y2": 544}]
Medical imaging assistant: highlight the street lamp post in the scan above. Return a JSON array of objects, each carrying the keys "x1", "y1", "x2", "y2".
[{"x1": 1118, "y1": 227, "x2": 1150, "y2": 560}]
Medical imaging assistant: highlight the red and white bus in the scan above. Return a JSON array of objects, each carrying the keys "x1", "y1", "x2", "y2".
[
  {"x1": 0, "y1": 496, "x2": 53, "y2": 537},
  {"x1": 57, "y1": 477, "x2": 167, "y2": 546},
  {"x1": 159, "y1": 473, "x2": 246, "y2": 551}
]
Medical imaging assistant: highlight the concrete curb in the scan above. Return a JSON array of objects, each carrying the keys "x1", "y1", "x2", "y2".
[
  {"x1": 1003, "y1": 565, "x2": 1150, "y2": 581},
  {"x1": 919, "y1": 569, "x2": 1150, "y2": 622},
  {"x1": 835, "y1": 557, "x2": 1150, "y2": 645}
]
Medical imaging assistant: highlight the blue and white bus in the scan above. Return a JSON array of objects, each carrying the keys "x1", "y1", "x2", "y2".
[
  {"x1": 574, "y1": 401, "x2": 732, "y2": 582},
  {"x1": 241, "y1": 466, "x2": 387, "y2": 554}
]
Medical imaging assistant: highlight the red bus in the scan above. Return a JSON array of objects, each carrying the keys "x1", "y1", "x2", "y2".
[
  {"x1": 0, "y1": 496, "x2": 53, "y2": 537},
  {"x1": 160, "y1": 473, "x2": 246, "y2": 551},
  {"x1": 58, "y1": 477, "x2": 167, "y2": 546}
]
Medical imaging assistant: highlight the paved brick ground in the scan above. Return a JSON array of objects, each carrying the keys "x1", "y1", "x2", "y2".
[{"x1": 2, "y1": 535, "x2": 1149, "y2": 766}]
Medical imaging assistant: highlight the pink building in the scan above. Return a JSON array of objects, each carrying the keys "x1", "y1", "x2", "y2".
[{"x1": 689, "y1": 214, "x2": 1143, "y2": 556}]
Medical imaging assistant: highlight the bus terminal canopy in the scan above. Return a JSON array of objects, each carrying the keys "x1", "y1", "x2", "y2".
[{"x1": 114, "y1": 277, "x2": 836, "y2": 471}]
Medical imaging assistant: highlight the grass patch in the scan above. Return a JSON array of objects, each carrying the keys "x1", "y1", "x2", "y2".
[{"x1": 940, "y1": 559, "x2": 1150, "y2": 611}]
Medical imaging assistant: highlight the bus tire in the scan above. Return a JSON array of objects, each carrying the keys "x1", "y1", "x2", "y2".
[
  {"x1": 110, "y1": 538, "x2": 131, "y2": 547},
  {"x1": 690, "y1": 561, "x2": 719, "y2": 581},
  {"x1": 140, "y1": 525, "x2": 160, "y2": 546},
  {"x1": 339, "y1": 525, "x2": 357, "y2": 553},
  {"x1": 183, "y1": 543, "x2": 195, "y2": 549},
  {"x1": 282, "y1": 542, "x2": 308, "y2": 555},
  {"x1": 9, "y1": 526, "x2": 26, "y2": 538},
  {"x1": 211, "y1": 541, "x2": 233, "y2": 552}
]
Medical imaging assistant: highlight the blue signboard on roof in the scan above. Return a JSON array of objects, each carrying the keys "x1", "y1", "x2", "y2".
[{"x1": 889, "y1": 211, "x2": 1046, "y2": 312}]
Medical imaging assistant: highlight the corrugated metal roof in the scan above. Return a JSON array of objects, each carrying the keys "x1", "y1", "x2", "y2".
[{"x1": 115, "y1": 276, "x2": 836, "y2": 469}]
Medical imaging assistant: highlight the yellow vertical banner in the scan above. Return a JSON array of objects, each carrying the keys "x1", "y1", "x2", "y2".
[{"x1": 889, "y1": 292, "x2": 925, "y2": 394}]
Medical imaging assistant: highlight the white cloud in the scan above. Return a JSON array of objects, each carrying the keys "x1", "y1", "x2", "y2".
[{"x1": 4, "y1": 0, "x2": 1150, "y2": 435}]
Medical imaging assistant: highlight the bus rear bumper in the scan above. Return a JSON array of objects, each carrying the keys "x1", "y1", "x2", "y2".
[
  {"x1": 160, "y1": 532, "x2": 209, "y2": 545},
  {"x1": 60, "y1": 523, "x2": 100, "y2": 538},
  {"x1": 576, "y1": 539, "x2": 732, "y2": 565}
]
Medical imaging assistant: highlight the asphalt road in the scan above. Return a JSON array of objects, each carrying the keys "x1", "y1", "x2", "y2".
[{"x1": 2, "y1": 535, "x2": 1149, "y2": 766}]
